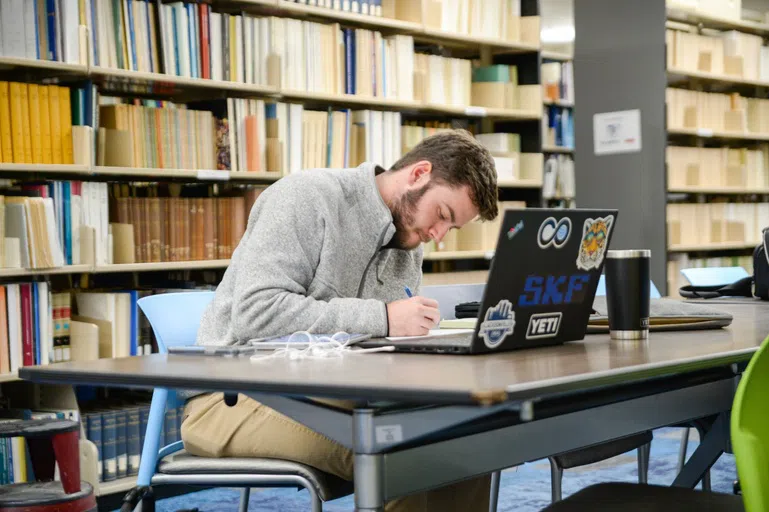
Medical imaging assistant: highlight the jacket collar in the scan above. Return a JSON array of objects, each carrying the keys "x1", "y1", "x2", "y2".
[{"x1": 356, "y1": 162, "x2": 397, "y2": 248}]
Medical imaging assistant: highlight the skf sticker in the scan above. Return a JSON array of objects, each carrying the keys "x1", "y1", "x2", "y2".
[
  {"x1": 507, "y1": 220, "x2": 524, "y2": 240},
  {"x1": 526, "y1": 312, "x2": 563, "y2": 340},
  {"x1": 576, "y1": 215, "x2": 614, "y2": 271},
  {"x1": 538, "y1": 217, "x2": 572, "y2": 249},
  {"x1": 479, "y1": 300, "x2": 515, "y2": 349}
]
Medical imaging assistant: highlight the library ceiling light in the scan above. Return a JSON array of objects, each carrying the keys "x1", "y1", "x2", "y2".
[{"x1": 541, "y1": 26, "x2": 575, "y2": 43}]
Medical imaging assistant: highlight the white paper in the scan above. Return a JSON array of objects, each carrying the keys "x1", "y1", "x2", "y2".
[
  {"x1": 593, "y1": 109, "x2": 642, "y2": 155},
  {"x1": 385, "y1": 329, "x2": 474, "y2": 342}
]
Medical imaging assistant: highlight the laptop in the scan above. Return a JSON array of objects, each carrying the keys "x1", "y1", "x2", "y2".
[{"x1": 358, "y1": 208, "x2": 619, "y2": 354}]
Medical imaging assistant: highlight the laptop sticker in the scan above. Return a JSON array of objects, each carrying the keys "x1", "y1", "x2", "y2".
[
  {"x1": 526, "y1": 312, "x2": 563, "y2": 339},
  {"x1": 576, "y1": 215, "x2": 614, "y2": 271},
  {"x1": 507, "y1": 220, "x2": 524, "y2": 240},
  {"x1": 537, "y1": 217, "x2": 572, "y2": 249},
  {"x1": 479, "y1": 300, "x2": 516, "y2": 349}
]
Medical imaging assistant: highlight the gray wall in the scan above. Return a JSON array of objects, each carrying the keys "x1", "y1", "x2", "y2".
[{"x1": 573, "y1": 0, "x2": 668, "y2": 293}]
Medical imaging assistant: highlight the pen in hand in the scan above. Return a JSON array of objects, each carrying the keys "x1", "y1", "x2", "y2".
[{"x1": 404, "y1": 286, "x2": 413, "y2": 298}]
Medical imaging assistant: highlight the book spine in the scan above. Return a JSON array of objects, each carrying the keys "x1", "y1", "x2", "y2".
[
  {"x1": 86, "y1": 413, "x2": 103, "y2": 482},
  {"x1": 101, "y1": 411, "x2": 117, "y2": 482},
  {"x1": 115, "y1": 409, "x2": 127, "y2": 479},
  {"x1": 126, "y1": 407, "x2": 140, "y2": 476}
]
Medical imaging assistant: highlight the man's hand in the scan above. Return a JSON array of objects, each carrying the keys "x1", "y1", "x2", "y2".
[{"x1": 387, "y1": 296, "x2": 441, "y2": 337}]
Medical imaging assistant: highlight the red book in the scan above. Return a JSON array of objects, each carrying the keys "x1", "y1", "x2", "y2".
[
  {"x1": 245, "y1": 115, "x2": 259, "y2": 172},
  {"x1": 199, "y1": 4, "x2": 211, "y2": 80},
  {"x1": 19, "y1": 284, "x2": 33, "y2": 367}
]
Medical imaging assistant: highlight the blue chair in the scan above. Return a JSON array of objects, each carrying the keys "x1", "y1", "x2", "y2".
[{"x1": 134, "y1": 291, "x2": 352, "y2": 512}]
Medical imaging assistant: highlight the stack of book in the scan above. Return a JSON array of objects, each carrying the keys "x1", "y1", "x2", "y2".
[
  {"x1": 414, "y1": 54, "x2": 471, "y2": 107},
  {"x1": 667, "y1": 145, "x2": 769, "y2": 190},
  {"x1": 542, "y1": 61, "x2": 574, "y2": 104},
  {"x1": 0, "y1": 0, "x2": 81, "y2": 64},
  {"x1": 423, "y1": 0, "x2": 522, "y2": 42},
  {"x1": 471, "y1": 65, "x2": 519, "y2": 110},
  {"x1": 667, "y1": 202, "x2": 769, "y2": 248}
]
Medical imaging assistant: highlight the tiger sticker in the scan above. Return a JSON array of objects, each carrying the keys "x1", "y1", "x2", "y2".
[{"x1": 576, "y1": 215, "x2": 614, "y2": 271}]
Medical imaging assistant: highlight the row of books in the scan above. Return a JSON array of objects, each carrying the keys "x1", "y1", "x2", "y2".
[
  {"x1": 470, "y1": 64, "x2": 521, "y2": 111},
  {"x1": 543, "y1": 154, "x2": 575, "y2": 200},
  {"x1": 423, "y1": 201, "x2": 526, "y2": 255},
  {"x1": 413, "y1": 53, "x2": 472, "y2": 108},
  {"x1": 283, "y1": 0, "x2": 385, "y2": 17},
  {"x1": 401, "y1": 121, "x2": 454, "y2": 154},
  {"x1": 423, "y1": 0, "x2": 523, "y2": 43},
  {"x1": 542, "y1": 61, "x2": 574, "y2": 104},
  {"x1": 543, "y1": 105, "x2": 573, "y2": 149},
  {"x1": 0, "y1": 0, "x2": 81, "y2": 64},
  {"x1": 0, "y1": 407, "x2": 80, "y2": 485},
  {"x1": 0, "y1": 81, "x2": 83, "y2": 165},
  {"x1": 667, "y1": 202, "x2": 769, "y2": 248},
  {"x1": 665, "y1": 88, "x2": 769, "y2": 134},
  {"x1": 667, "y1": 254, "x2": 754, "y2": 299},
  {"x1": 112, "y1": 193, "x2": 262, "y2": 263},
  {"x1": 0, "y1": 182, "x2": 108, "y2": 269},
  {"x1": 667, "y1": 0, "x2": 742, "y2": 22},
  {"x1": 666, "y1": 28, "x2": 768, "y2": 81},
  {"x1": 82, "y1": 401, "x2": 182, "y2": 482},
  {"x1": 667, "y1": 145, "x2": 769, "y2": 191}
]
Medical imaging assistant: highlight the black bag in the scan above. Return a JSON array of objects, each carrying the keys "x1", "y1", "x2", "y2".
[{"x1": 679, "y1": 227, "x2": 769, "y2": 300}]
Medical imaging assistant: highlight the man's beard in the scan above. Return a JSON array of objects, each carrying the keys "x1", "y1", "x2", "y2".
[{"x1": 387, "y1": 183, "x2": 432, "y2": 250}]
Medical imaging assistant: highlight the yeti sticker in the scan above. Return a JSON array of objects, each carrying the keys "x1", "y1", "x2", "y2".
[{"x1": 479, "y1": 300, "x2": 515, "y2": 349}]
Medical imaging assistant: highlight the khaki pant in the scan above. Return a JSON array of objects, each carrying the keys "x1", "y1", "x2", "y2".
[{"x1": 181, "y1": 392, "x2": 491, "y2": 512}]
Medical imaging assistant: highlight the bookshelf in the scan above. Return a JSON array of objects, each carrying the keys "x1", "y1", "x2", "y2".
[
  {"x1": 574, "y1": 0, "x2": 769, "y2": 295},
  {"x1": 0, "y1": 0, "x2": 549, "y2": 499}
]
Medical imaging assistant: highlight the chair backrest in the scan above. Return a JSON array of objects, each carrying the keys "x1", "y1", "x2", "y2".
[
  {"x1": 681, "y1": 266, "x2": 749, "y2": 287},
  {"x1": 420, "y1": 283, "x2": 486, "y2": 320},
  {"x1": 731, "y1": 335, "x2": 769, "y2": 512},
  {"x1": 596, "y1": 275, "x2": 661, "y2": 299},
  {"x1": 137, "y1": 291, "x2": 215, "y2": 354}
]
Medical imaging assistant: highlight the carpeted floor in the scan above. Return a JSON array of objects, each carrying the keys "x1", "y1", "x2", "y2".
[{"x1": 135, "y1": 428, "x2": 738, "y2": 512}]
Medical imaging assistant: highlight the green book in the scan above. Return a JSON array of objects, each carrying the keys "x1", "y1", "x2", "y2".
[{"x1": 472, "y1": 65, "x2": 510, "y2": 83}]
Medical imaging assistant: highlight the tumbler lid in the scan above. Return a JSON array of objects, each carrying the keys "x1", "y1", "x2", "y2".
[{"x1": 606, "y1": 249, "x2": 651, "y2": 259}]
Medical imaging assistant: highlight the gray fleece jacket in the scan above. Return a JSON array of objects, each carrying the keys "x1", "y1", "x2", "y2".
[{"x1": 196, "y1": 162, "x2": 423, "y2": 346}]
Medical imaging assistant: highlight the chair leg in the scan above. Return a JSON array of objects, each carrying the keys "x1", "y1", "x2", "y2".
[
  {"x1": 702, "y1": 470, "x2": 711, "y2": 492},
  {"x1": 238, "y1": 488, "x2": 250, "y2": 512},
  {"x1": 307, "y1": 486, "x2": 322, "y2": 512},
  {"x1": 548, "y1": 457, "x2": 563, "y2": 503},
  {"x1": 489, "y1": 470, "x2": 501, "y2": 512},
  {"x1": 677, "y1": 427, "x2": 690, "y2": 474},
  {"x1": 637, "y1": 442, "x2": 651, "y2": 484}
]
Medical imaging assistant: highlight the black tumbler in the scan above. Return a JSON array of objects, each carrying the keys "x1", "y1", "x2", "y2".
[{"x1": 604, "y1": 249, "x2": 651, "y2": 340}]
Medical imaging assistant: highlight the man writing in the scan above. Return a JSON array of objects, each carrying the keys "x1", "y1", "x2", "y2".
[{"x1": 182, "y1": 129, "x2": 499, "y2": 511}]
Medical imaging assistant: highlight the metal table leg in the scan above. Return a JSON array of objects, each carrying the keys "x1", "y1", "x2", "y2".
[
  {"x1": 672, "y1": 413, "x2": 728, "y2": 489},
  {"x1": 353, "y1": 409, "x2": 385, "y2": 512}
]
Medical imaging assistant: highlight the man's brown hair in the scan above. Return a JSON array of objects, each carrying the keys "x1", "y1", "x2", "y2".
[{"x1": 389, "y1": 129, "x2": 499, "y2": 221}]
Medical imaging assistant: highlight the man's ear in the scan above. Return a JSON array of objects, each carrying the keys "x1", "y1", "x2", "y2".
[{"x1": 409, "y1": 160, "x2": 432, "y2": 185}]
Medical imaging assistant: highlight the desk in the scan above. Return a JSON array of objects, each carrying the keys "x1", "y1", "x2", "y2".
[{"x1": 20, "y1": 303, "x2": 769, "y2": 511}]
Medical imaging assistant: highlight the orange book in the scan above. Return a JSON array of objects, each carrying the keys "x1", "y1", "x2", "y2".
[
  {"x1": 245, "y1": 115, "x2": 259, "y2": 172},
  {"x1": 38, "y1": 86, "x2": 52, "y2": 164},
  {"x1": 27, "y1": 85, "x2": 43, "y2": 164},
  {"x1": 161, "y1": 198, "x2": 170, "y2": 262},
  {"x1": 149, "y1": 197, "x2": 160, "y2": 262},
  {"x1": 204, "y1": 198, "x2": 215, "y2": 260},
  {"x1": 0, "y1": 287, "x2": 9, "y2": 374},
  {"x1": 183, "y1": 198, "x2": 191, "y2": 261},
  {"x1": 19, "y1": 84, "x2": 32, "y2": 163},
  {"x1": 0, "y1": 82, "x2": 11, "y2": 163},
  {"x1": 49, "y1": 86, "x2": 62, "y2": 164},
  {"x1": 60, "y1": 87, "x2": 74, "y2": 164},
  {"x1": 8, "y1": 83, "x2": 26, "y2": 163}
]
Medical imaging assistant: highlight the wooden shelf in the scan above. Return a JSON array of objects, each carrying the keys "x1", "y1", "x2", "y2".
[
  {"x1": 0, "y1": 57, "x2": 88, "y2": 74},
  {"x1": 424, "y1": 250, "x2": 493, "y2": 261},
  {"x1": 666, "y1": 7, "x2": 769, "y2": 37},
  {"x1": 669, "y1": 186, "x2": 769, "y2": 195},
  {"x1": 667, "y1": 67, "x2": 769, "y2": 88},
  {"x1": 668, "y1": 127, "x2": 769, "y2": 141},
  {"x1": 668, "y1": 242, "x2": 757, "y2": 253},
  {"x1": 419, "y1": 28, "x2": 539, "y2": 52},
  {"x1": 543, "y1": 98, "x2": 574, "y2": 108},
  {"x1": 422, "y1": 270, "x2": 489, "y2": 286},
  {"x1": 0, "y1": 163, "x2": 92, "y2": 175},
  {"x1": 423, "y1": 103, "x2": 541, "y2": 120},
  {"x1": 90, "y1": 66, "x2": 280, "y2": 98},
  {"x1": 497, "y1": 178, "x2": 543, "y2": 189},
  {"x1": 280, "y1": 89, "x2": 422, "y2": 111},
  {"x1": 91, "y1": 260, "x2": 231, "y2": 273},
  {"x1": 0, "y1": 164, "x2": 283, "y2": 183},
  {"x1": 0, "y1": 265, "x2": 91, "y2": 278},
  {"x1": 542, "y1": 145, "x2": 574, "y2": 153},
  {"x1": 0, "y1": 372, "x2": 19, "y2": 384},
  {"x1": 541, "y1": 50, "x2": 573, "y2": 61}
]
